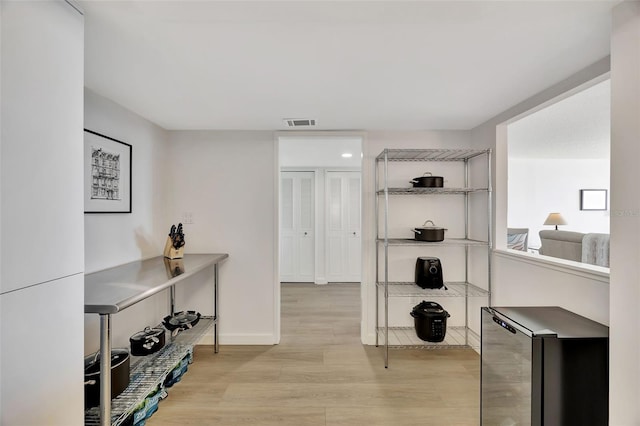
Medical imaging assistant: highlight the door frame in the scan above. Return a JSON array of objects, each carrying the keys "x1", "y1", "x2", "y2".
[{"x1": 274, "y1": 132, "x2": 365, "y2": 344}]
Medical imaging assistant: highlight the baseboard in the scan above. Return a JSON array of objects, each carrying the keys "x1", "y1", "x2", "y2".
[
  {"x1": 315, "y1": 278, "x2": 328, "y2": 285},
  {"x1": 362, "y1": 332, "x2": 377, "y2": 345},
  {"x1": 196, "y1": 333, "x2": 277, "y2": 345}
]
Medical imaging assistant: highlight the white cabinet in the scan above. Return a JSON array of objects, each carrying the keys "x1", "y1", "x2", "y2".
[
  {"x1": 1, "y1": 0, "x2": 84, "y2": 293},
  {"x1": 326, "y1": 171, "x2": 361, "y2": 282},
  {"x1": 0, "y1": 274, "x2": 84, "y2": 426},
  {"x1": 280, "y1": 171, "x2": 315, "y2": 282},
  {"x1": 375, "y1": 149, "x2": 492, "y2": 367},
  {"x1": 0, "y1": 1, "x2": 85, "y2": 423}
]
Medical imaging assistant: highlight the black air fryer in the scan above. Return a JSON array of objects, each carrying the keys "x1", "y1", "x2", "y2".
[
  {"x1": 410, "y1": 301, "x2": 450, "y2": 342},
  {"x1": 415, "y1": 257, "x2": 444, "y2": 289}
]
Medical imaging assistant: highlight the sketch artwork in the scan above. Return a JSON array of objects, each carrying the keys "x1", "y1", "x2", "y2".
[{"x1": 91, "y1": 147, "x2": 121, "y2": 200}]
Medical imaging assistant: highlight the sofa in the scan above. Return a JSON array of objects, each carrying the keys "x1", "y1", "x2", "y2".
[{"x1": 538, "y1": 230, "x2": 610, "y2": 267}]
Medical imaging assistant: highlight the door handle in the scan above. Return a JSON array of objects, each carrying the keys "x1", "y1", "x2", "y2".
[
  {"x1": 352, "y1": 232, "x2": 357, "y2": 236},
  {"x1": 304, "y1": 232, "x2": 308, "y2": 236}
]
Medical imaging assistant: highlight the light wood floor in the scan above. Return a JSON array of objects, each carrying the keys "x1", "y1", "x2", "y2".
[{"x1": 147, "y1": 283, "x2": 480, "y2": 425}]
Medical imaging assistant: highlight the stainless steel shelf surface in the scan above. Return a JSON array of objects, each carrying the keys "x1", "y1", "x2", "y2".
[
  {"x1": 377, "y1": 187, "x2": 489, "y2": 195},
  {"x1": 85, "y1": 318, "x2": 214, "y2": 426},
  {"x1": 375, "y1": 148, "x2": 491, "y2": 162},
  {"x1": 376, "y1": 282, "x2": 489, "y2": 298},
  {"x1": 85, "y1": 254, "x2": 228, "y2": 314},
  {"x1": 377, "y1": 326, "x2": 480, "y2": 350},
  {"x1": 377, "y1": 238, "x2": 489, "y2": 247}
]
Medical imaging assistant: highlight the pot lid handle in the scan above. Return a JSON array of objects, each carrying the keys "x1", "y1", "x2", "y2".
[
  {"x1": 422, "y1": 172, "x2": 433, "y2": 176},
  {"x1": 422, "y1": 220, "x2": 436, "y2": 227}
]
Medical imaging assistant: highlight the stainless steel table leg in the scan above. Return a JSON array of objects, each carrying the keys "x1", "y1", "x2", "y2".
[
  {"x1": 99, "y1": 313, "x2": 112, "y2": 426},
  {"x1": 214, "y1": 264, "x2": 219, "y2": 354}
]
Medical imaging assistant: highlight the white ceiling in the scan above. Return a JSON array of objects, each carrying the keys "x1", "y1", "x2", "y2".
[
  {"x1": 508, "y1": 78, "x2": 610, "y2": 159},
  {"x1": 279, "y1": 136, "x2": 363, "y2": 168},
  {"x1": 81, "y1": 1, "x2": 617, "y2": 131}
]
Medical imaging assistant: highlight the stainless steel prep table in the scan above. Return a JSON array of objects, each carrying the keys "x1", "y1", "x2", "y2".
[{"x1": 84, "y1": 253, "x2": 229, "y2": 426}]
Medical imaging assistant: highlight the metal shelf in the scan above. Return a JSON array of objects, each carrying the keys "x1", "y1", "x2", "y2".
[
  {"x1": 85, "y1": 317, "x2": 214, "y2": 426},
  {"x1": 85, "y1": 254, "x2": 228, "y2": 314},
  {"x1": 377, "y1": 326, "x2": 480, "y2": 350},
  {"x1": 377, "y1": 238, "x2": 489, "y2": 247},
  {"x1": 376, "y1": 148, "x2": 491, "y2": 162},
  {"x1": 377, "y1": 187, "x2": 489, "y2": 195},
  {"x1": 375, "y1": 147, "x2": 492, "y2": 367},
  {"x1": 85, "y1": 254, "x2": 226, "y2": 426},
  {"x1": 376, "y1": 282, "x2": 489, "y2": 298}
]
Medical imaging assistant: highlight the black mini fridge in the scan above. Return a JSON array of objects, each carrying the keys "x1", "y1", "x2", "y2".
[{"x1": 481, "y1": 306, "x2": 608, "y2": 426}]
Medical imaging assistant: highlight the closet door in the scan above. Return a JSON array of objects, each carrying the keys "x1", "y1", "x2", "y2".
[
  {"x1": 326, "y1": 171, "x2": 361, "y2": 282},
  {"x1": 280, "y1": 171, "x2": 315, "y2": 282}
]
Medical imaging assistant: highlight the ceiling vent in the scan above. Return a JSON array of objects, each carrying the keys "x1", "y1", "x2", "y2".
[{"x1": 284, "y1": 118, "x2": 316, "y2": 128}]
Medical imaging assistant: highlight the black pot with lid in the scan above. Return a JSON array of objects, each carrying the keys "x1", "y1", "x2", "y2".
[
  {"x1": 84, "y1": 348, "x2": 130, "y2": 409},
  {"x1": 410, "y1": 172, "x2": 444, "y2": 188},
  {"x1": 412, "y1": 220, "x2": 447, "y2": 242},
  {"x1": 129, "y1": 326, "x2": 166, "y2": 356},
  {"x1": 163, "y1": 310, "x2": 201, "y2": 335}
]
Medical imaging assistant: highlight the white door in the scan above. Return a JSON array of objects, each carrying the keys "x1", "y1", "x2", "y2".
[
  {"x1": 326, "y1": 171, "x2": 361, "y2": 282},
  {"x1": 280, "y1": 171, "x2": 315, "y2": 282}
]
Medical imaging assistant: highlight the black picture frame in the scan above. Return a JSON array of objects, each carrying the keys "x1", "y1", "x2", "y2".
[
  {"x1": 580, "y1": 189, "x2": 608, "y2": 211},
  {"x1": 84, "y1": 129, "x2": 132, "y2": 213}
]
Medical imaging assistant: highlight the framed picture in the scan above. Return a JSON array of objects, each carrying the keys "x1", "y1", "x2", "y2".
[
  {"x1": 84, "y1": 129, "x2": 132, "y2": 213},
  {"x1": 580, "y1": 189, "x2": 608, "y2": 211}
]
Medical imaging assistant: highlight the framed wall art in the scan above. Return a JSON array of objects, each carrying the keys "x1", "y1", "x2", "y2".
[
  {"x1": 84, "y1": 129, "x2": 132, "y2": 213},
  {"x1": 580, "y1": 189, "x2": 608, "y2": 211}
]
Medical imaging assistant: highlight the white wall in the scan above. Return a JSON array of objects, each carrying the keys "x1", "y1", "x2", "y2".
[
  {"x1": 166, "y1": 130, "x2": 277, "y2": 344},
  {"x1": 1, "y1": 2, "x2": 84, "y2": 424},
  {"x1": 84, "y1": 89, "x2": 172, "y2": 353},
  {"x1": 609, "y1": 3, "x2": 640, "y2": 424},
  {"x1": 163, "y1": 130, "x2": 477, "y2": 345},
  {"x1": 493, "y1": 251, "x2": 609, "y2": 324},
  {"x1": 508, "y1": 158, "x2": 610, "y2": 248},
  {"x1": 84, "y1": 89, "x2": 169, "y2": 273},
  {"x1": 279, "y1": 136, "x2": 362, "y2": 168}
]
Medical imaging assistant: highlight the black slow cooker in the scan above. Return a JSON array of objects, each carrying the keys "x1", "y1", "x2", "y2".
[{"x1": 410, "y1": 301, "x2": 450, "y2": 342}]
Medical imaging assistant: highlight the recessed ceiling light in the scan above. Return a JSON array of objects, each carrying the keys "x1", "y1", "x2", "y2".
[{"x1": 342, "y1": 153, "x2": 353, "y2": 158}]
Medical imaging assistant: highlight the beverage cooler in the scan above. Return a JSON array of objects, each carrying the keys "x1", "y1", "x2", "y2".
[{"x1": 481, "y1": 306, "x2": 608, "y2": 426}]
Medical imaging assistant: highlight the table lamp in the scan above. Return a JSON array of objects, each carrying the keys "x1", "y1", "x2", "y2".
[{"x1": 543, "y1": 212, "x2": 567, "y2": 230}]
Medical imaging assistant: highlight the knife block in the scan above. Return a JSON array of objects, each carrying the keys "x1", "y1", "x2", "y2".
[{"x1": 163, "y1": 237, "x2": 184, "y2": 259}]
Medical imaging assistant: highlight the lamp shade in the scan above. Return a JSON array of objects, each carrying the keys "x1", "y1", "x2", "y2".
[{"x1": 543, "y1": 213, "x2": 567, "y2": 227}]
